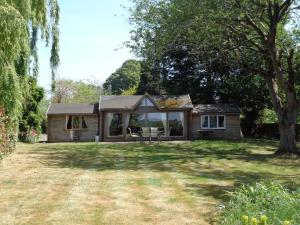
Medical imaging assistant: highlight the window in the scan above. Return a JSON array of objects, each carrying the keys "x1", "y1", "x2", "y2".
[
  {"x1": 73, "y1": 116, "x2": 80, "y2": 129},
  {"x1": 82, "y1": 117, "x2": 88, "y2": 128},
  {"x1": 140, "y1": 98, "x2": 154, "y2": 106},
  {"x1": 107, "y1": 113, "x2": 123, "y2": 137},
  {"x1": 66, "y1": 116, "x2": 88, "y2": 130},
  {"x1": 201, "y1": 116, "x2": 209, "y2": 128},
  {"x1": 168, "y1": 112, "x2": 184, "y2": 136},
  {"x1": 67, "y1": 116, "x2": 72, "y2": 129},
  {"x1": 127, "y1": 113, "x2": 146, "y2": 134},
  {"x1": 201, "y1": 115, "x2": 226, "y2": 129},
  {"x1": 147, "y1": 113, "x2": 167, "y2": 134},
  {"x1": 210, "y1": 116, "x2": 217, "y2": 128},
  {"x1": 126, "y1": 112, "x2": 168, "y2": 135},
  {"x1": 218, "y1": 116, "x2": 225, "y2": 128}
]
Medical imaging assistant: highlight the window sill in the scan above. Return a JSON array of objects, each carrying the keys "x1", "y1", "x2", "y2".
[
  {"x1": 66, "y1": 128, "x2": 88, "y2": 131},
  {"x1": 200, "y1": 128, "x2": 226, "y2": 130}
]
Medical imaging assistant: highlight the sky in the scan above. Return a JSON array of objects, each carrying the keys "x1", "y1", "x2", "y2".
[{"x1": 38, "y1": 0, "x2": 135, "y2": 91}]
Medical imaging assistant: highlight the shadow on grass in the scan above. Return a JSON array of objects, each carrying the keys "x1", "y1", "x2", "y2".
[{"x1": 26, "y1": 139, "x2": 300, "y2": 201}]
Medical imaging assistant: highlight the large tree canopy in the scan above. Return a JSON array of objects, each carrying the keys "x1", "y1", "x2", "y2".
[
  {"x1": 103, "y1": 60, "x2": 141, "y2": 95},
  {"x1": 51, "y1": 79, "x2": 103, "y2": 104},
  {"x1": 128, "y1": 0, "x2": 300, "y2": 154},
  {"x1": 128, "y1": 0, "x2": 270, "y2": 134},
  {"x1": 0, "y1": 0, "x2": 59, "y2": 149}
]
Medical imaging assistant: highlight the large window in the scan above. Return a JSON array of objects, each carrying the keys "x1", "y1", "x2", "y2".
[
  {"x1": 107, "y1": 113, "x2": 123, "y2": 137},
  {"x1": 108, "y1": 111, "x2": 186, "y2": 137},
  {"x1": 201, "y1": 115, "x2": 225, "y2": 129},
  {"x1": 126, "y1": 113, "x2": 167, "y2": 135},
  {"x1": 66, "y1": 116, "x2": 88, "y2": 130},
  {"x1": 147, "y1": 113, "x2": 167, "y2": 134},
  {"x1": 127, "y1": 113, "x2": 146, "y2": 134},
  {"x1": 168, "y1": 112, "x2": 184, "y2": 136}
]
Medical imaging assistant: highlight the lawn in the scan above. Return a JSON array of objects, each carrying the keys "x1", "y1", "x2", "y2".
[{"x1": 0, "y1": 139, "x2": 299, "y2": 225}]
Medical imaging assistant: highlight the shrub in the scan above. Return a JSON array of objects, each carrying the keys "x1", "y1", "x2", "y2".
[
  {"x1": 0, "y1": 107, "x2": 14, "y2": 156},
  {"x1": 18, "y1": 129, "x2": 39, "y2": 143},
  {"x1": 218, "y1": 181, "x2": 300, "y2": 225}
]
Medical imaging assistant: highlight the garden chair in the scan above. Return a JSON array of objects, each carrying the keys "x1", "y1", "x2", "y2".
[
  {"x1": 159, "y1": 127, "x2": 173, "y2": 141},
  {"x1": 127, "y1": 127, "x2": 142, "y2": 142},
  {"x1": 141, "y1": 127, "x2": 151, "y2": 142}
]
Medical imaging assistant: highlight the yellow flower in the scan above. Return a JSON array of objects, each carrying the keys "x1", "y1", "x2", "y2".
[
  {"x1": 242, "y1": 215, "x2": 249, "y2": 225},
  {"x1": 251, "y1": 217, "x2": 258, "y2": 225},
  {"x1": 283, "y1": 221, "x2": 291, "y2": 225},
  {"x1": 260, "y1": 215, "x2": 268, "y2": 225}
]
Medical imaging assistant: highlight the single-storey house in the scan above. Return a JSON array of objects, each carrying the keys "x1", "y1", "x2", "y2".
[{"x1": 47, "y1": 94, "x2": 241, "y2": 142}]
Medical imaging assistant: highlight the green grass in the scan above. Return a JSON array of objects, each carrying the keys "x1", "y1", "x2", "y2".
[{"x1": 0, "y1": 139, "x2": 299, "y2": 225}]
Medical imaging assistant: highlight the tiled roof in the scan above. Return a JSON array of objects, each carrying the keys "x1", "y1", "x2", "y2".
[
  {"x1": 47, "y1": 96, "x2": 239, "y2": 115},
  {"x1": 47, "y1": 103, "x2": 98, "y2": 115},
  {"x1": 99, "y1": 95, "x2": 193, "y2": 111},
  {"x1": 100, "y1": 95, "x2": 143, "y2": 110},
  {"x1": 193, "y1": 104, "x2": 241, "y2": 114}
]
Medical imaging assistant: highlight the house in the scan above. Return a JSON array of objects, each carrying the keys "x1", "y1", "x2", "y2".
[
  {"x1": 191, "y1": 104, "x2": 242, "y2": 140},
  {"x1": 47, "y1": 94, "x2": 241, "y2": 142}
]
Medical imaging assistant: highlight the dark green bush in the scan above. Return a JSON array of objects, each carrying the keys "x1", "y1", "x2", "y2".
[{"x1": 219, "y1": 181, "x2": 300, "y2": 225}]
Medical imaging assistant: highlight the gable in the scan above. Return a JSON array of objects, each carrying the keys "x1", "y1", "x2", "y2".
[{"x1": 139, "y1": 97, "x2": 155, "y2": 107}]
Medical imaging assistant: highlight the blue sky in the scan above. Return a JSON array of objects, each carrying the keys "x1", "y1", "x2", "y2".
[{"x1": 38, "y1": 0, "x2": 134, "y2": 91}]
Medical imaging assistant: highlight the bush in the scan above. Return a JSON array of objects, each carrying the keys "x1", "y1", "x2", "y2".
[
  {"x1": 218, "y1": 181, "x2": 300, "y2": 225},
  {"x1": 18, "y1": 129, "x2": 39, "y2": 143},
  {"x1": 0, "y1": 107, "x2": 15, "y2": 156}
]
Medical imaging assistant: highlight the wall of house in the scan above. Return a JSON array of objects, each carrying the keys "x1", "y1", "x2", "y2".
[
  {"x1": 101, "y1": 110, "x2": 190, "y2": 142},
  {"x1": 47, "y1": 115, "x2": 98, "y2": 142},
  {"x1": 191, "y1": 113, "x2": 241, "y2": 140}
]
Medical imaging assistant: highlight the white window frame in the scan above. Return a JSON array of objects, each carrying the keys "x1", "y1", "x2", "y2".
[{"x1": 201, "y1": 115, "x2": 226, "y2": 129}]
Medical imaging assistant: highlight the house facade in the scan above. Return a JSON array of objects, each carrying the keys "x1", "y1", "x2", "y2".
[{"x1": 47, "y1": 94, "x2": 241, "y2": 142}]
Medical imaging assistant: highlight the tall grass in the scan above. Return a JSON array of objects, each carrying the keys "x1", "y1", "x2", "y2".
[{"x1": 219, "y1": 181, "x2": 300, "y2": 225}]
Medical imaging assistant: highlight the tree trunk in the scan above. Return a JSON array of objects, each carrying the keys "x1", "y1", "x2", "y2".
[
  {"x1": 265, "y1": 76, "x2": 300, "y2": 155},
  {"x1": 277, "y1": 120, "x2": 298, "y2": 155}
]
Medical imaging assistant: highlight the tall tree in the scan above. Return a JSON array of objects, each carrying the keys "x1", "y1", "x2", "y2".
[
  {"x1": 103, "y1": 60, "x2": 141, "y2": 95},
  {"x1": 210, "y1": 0, "x2": 300, "y2": 154},
  {"x1": 129, "y1": 0, "x2": 300, "y2": 154},
  {"x1": 0, "y1": 0, "x2": 60, "y2": 150},
  {"x1": 136, "y1": 61, "x2": 161, "y2": 95}
]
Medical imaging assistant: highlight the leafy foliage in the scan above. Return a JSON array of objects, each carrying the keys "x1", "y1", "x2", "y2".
[
  {"x1": 0, "y1": 0, "x2": 60, "y2": 150},
  {"x1": 0, "y1": 107, "x2": 10, "y2": 155},
  {"x1": 19, "y1": 77, "x2": 44, "y2": 142},
  {"x1": 136, "y1": 61, "x2": 161, "y2": 94},
  {"x1": 219, "y1": 181, "x2": 300, "y2": 225},
  {"x1": 128, "y1": 0, "x2": 300, "y2": 153},
  {"x1": 218, "y1": 75, "x2": 271, "y2": 135},
  {"x1": 128, "y1": 0, "x2": 269, "y2": 126},
  {"x1": 103, "y1": 60, "x2": 141, "y2": 95},
  {"x1": 51, "y1": 79, "x2": 102, "y2": 103}
]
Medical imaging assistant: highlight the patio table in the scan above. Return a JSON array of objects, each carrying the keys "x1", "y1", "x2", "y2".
[{"x1": 140, "y1": 127, "x2": 164, "y2": 142}]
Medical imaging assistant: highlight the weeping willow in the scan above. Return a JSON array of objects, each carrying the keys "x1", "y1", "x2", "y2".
[{"x1": 0, "y1": 0, "x2": 59, "y2": 150}]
